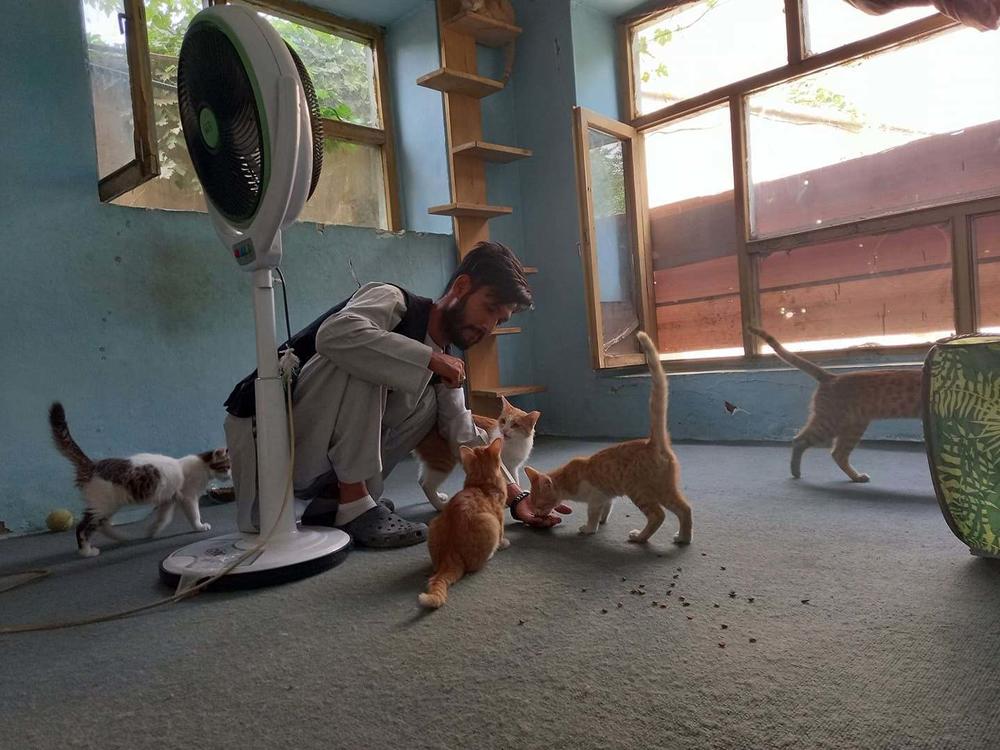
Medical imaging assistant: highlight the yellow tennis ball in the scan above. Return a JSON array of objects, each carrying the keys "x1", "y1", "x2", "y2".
[{"x1": 46, "y1": 509, "x2": 75, "y2": 532}]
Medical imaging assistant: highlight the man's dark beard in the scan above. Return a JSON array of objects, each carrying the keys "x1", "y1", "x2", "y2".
[{"x1": 442, "y1": 294, "x2": 484, "y2": 350}]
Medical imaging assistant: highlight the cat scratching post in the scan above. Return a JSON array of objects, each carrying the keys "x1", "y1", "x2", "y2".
[{"x1": 417, "y1": 0, "x2": 543, "y2": 418}]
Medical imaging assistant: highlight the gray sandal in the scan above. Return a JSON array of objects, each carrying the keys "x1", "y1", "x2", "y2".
[{"x1": 339, "y1": 504, "x2": 426, "y2": 548}]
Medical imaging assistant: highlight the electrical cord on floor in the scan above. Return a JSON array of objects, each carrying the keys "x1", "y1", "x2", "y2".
[{"x1": 0, "y1": 270, "x2": 300, "y2": 635}]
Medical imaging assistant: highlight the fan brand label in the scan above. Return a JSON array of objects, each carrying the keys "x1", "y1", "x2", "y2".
[{"x1": 233, "y1": 239, "x2": 255, "y2": 264}]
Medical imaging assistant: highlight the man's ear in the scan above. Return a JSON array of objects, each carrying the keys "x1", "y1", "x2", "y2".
[{"x1": 449, "y1": 273, "x2": 473, "y2": 298}]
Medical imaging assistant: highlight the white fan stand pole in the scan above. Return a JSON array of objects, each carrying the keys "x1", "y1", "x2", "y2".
[{"x1": 160, "y1": 249, "x2": 350, "y2": 590}]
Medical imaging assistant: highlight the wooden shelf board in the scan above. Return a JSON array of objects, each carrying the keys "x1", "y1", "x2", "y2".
[
  {"x1": 444, "y1": 10, "x2": 522, "y2": 47},
  {"x1": 416, "y1": 68, "x2": 504, "y2": 98},
  {"x1": 471, "y1": 385, "x2": 546, "y2": 398},
  {"x1": 428, "y1": 202, "x2": 513, "y2": 218},
  {"x1": 492, "y1": 327, "x2": 522, "y2": 335},
  {"x1": 453, "y1": 140, "x2": 532, "y2": 163}
]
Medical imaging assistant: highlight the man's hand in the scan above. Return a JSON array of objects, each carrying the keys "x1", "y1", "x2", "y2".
[
  {"x1": 429, "y1": 351, "x2": 466, "y2": 388},
  {"x1": 508, "y1": 484, "x2": 572, "y2": 528}
]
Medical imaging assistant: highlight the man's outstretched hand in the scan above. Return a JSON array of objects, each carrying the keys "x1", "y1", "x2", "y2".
[{"x1": 507, "y1": 484, "x2": 571, "y2": 528}]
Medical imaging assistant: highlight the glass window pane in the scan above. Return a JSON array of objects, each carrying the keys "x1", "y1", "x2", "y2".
[
  {"x1": 748, "y1": 27, "x2": 1000, "y2": 238},
  {"x1": 112, "y1": 0, "x2": 204, "y2": 212},
  {"x1": 83, "y1": 0, "x2": 135, "y2": 176},
  {"x1": 645, "y1": 106, "x2": 743, "y2": 360},
  {"x1": 758, "y1": 224, "x2": 954, "y2": 351},
  {"x1": 632, "y1": 0, "x2": 786, "y2": 116},
  {"x1": 299, "y1": 138, "x2": 387, "y2": 229},
  {"x1": 974, "y1": 212, "x2": 1000, "y2": 334},
  {"x1": 804, "y1": 0, "x2": 935, "y2": 55},
  {"x1": 244, "y1": 5, "x2": 379, "y2": 128},
  {"x1": 588, "y1": 129, "x2": 641, "y2": 360}
]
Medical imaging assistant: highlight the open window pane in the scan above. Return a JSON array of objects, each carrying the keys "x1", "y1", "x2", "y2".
[
  {"x1": 748, "y1": 27, "x2": 1000, "y2": 238},
  {"x1": 803, "y1": 0, "x2": 935, "y2": 55},
  {"x1": 236, "y1": 2, "x2": 379, "y2": 128},
  {"x1": 645, "y1": 105, "x2": 742, "y2": 360},
  {"x1": 299, "y1": 138, "x2": 387, "y2": 229},
  {"x1": 758, "y1": 224, "x2": 954, "y2": 351},
  {"x1": 632, "y1": 0, "x2": 786, "y2": 116},
  {"x1": 83, "y1": 0, "x2": 136, "y2": 176},
  {"x1": 974, "y1": 212, "x2": 1000, "y2": 334},
  {"x1": 113, "y1": 0, "x2": 203, "y2": 211},
  {"x1": 587, "y1": 129, "x2": 642, "y2": 360}
]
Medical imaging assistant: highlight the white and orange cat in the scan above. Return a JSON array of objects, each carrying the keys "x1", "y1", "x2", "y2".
[
  {"x1": 414, "y1": 396, "x2": 539, "y2": 510},
  {"x1": 748, "y1": 326, "x2": 923, "y2": 482},
  {"x1": 49, "y1": 402, "x2": 231, "y2": 557},
  {"x1": 419, "y1": 437, "x2": 509, "y2": 609},
  {"x1": 525, "y1": 332, "x2": 693, "y2": 545}
]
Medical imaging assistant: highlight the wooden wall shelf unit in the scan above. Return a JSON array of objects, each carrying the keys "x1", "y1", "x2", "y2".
[{"x1": 419, "y1": 0, "x2": 544, "y2": 415}]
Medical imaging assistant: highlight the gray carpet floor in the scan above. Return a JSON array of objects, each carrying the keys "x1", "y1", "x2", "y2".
[{"x1": 1, "y1": 438, "x2": 998, "y2": 750}]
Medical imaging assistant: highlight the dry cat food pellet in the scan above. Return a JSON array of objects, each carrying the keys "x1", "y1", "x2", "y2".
[
  {"x1": 720, "y1": 566, "x2": 726, "y2": 571},
  {"x1": 729, "y1": 591, "x2": 737, "y2": 598},
  {"x1": 601, "y1": 609, "x2": 608, "y2": 614},
  {"x1": 518, "y1": 620, "x2": 525, "y2": 626},
  {"x1": 749, "y1": 638, "x2": 757, "y2": 643},
  {"x1": 617, "y1": 602, "x2": 623, "y2": 609},
  {"x1": 747, "y1": 597, "x2": 755, "y2": 603},
  {"x1": 719, "y1": 643, "x2": 726, "y2": 649},
  {"x1": 659, "y1": 604, "x2": 667, "y2": 609},
  {"x1": 713, "y1": 604, "x2": 720, "y2": 608},
  {"x1": 682, "y1": 602, "x2": 691, "y2": 607},
  {"x1": 687, "y1": 615, "x2": 694, "y2": 620},
  {"x1": 721, "y1": 624, "x2": 728, "y2": 629},
  {"x1": 801, "y1": 599, "x2": 810, "y2": 604}
]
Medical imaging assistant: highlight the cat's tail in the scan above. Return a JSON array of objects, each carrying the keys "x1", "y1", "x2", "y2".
[
  {"x1": 637, "y1": 331, "x2": 670, "y2": 454},
  {"x1": 747, "y1": 326, "x2": 833, "y2": 382},
  {"x1": 48, "y1": 402, "x2": 95, "y2": 487},
  {"x1": 418, "y1": 557, "x2": 465, "y2": 609}
]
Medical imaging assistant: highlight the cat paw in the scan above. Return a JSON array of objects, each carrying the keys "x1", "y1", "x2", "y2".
[
  {"x1": 196, "y1": 523, "x2": 212, "y2": 532},
  {"x1": 853, "y1": 474, "x2": 871, "y2": 483},
  {"x1": 79, "y1": 547, "x2": 100, "y2": 558},
  {"x1": 627, "y1": 529, "x2": 648, "y2": 543},
  {"x1": 578, "y1": 525, "x2": 597, "y2": 536},
  {"x1": 673, "y1": 532, "x2": 691, "y2": 545},
  {"x1": 499, "y1": 538, "x2": 511, "y2": 549}
]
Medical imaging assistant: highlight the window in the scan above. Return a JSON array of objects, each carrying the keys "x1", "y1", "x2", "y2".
[
  {"x1": 575, "y1": 0, "x2": 999, "y2": 368},
  {"x1": 82, "y1": 0, "x2": 401, "y2": 230}
]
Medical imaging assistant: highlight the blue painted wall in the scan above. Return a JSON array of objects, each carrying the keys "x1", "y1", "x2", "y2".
[
  {"x1": 510, "y1": 0, "x2": 925, "y2": 444},
  {"x1": 0, "y1": 0, "x2": 455, "y2": 534},
  {"x1": 386, "y1": 1, "x2": 452, "y2": 234},
  {"x1": 570, "y1": 1, "x2": 621, "y2": 120}
]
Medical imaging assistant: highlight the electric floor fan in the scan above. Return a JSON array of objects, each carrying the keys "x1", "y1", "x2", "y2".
[{"x1": 160, "y1": 4, "x2": 350, "y2": 588}]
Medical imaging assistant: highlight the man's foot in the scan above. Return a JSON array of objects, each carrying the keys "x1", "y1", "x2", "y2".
[
  {"x1": 338, "y1": 504, "x2": 426, "y2": 549},
  {"x1": 301, "y1": 497, "x2": 394, "y2": 527}
]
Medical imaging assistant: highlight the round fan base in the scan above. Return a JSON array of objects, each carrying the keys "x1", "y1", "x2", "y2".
[{"x1": 160, "y1": 527, "x2": 351, "y2": 590}]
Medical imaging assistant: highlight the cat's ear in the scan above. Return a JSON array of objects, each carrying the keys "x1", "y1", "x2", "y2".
[
  {"x1": 524, "y1": 465, "x2": 540, "y2": 483},
  {"x1": 521, "y1": 411, "x2": 540, "y2": 430},
  {"x1": 499, "y1": 395, "x2": 512, "y2": 411},
  {"x1": 488, "y1": 436, "x2": 504, "y2": 457},
  {"x1": 459, "y1": 445, "x2": 476, "y2": 471}
]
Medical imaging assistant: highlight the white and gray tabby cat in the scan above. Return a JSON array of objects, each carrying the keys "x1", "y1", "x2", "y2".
[{"x1": 49, "y1": 402, "x2": 231, "y2": 557}]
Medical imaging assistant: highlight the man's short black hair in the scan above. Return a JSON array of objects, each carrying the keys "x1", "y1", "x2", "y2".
[{"x1": 445, "y1": 241, "x2": 533, "y2": 313}]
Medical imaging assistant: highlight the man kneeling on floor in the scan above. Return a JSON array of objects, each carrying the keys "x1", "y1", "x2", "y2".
[{"x1": 223, "y1": 241, "x2": 570, "y2": 548}]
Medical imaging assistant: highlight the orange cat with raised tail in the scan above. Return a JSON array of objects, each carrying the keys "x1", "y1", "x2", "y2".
[
  {"x1": 525, "y1": 331, "x2": 693, "y2": 545},
  {"x1": 419, "y1": 437, "x2": 509, "y2": 609}
]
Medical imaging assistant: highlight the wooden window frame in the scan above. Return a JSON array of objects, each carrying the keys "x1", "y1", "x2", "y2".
[
  {"x1": 573, "y1": 106, "x2": 655, "y2": 369},
  {"x1": 99, "y1": 0, "x2": 402, "y2": 230},
  {"x1": 596, "y1": 0, "x2": 994, "y2": 371},
  {"x1": 95, "y1": 0, "x2": 160, "y2": 202}
]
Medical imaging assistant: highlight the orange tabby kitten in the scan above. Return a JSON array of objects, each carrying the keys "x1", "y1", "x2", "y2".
[
  {"x1": 419, "y1": 437, "x2": 508, "y2": 609},
  {"x1": 414, "y1": 397, "x2": 540, "y2": 510},
  {"x1": 748, "y1": 326, "x2": 922, "y2": 482},
  {"x1": 525, "y1": 332, "x2": 692, "y2": 545}
]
